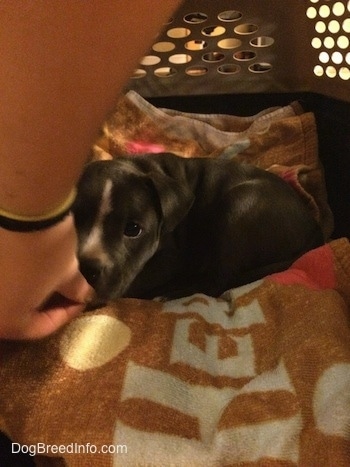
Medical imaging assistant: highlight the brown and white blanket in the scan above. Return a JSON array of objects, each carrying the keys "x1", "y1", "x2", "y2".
[{"x1": 1, "y1": 92, "x2": 349, "y2": 466}]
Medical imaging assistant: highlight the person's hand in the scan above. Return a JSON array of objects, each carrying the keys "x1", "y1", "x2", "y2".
[{"x1": 0, "y1": 214, "x2": 94, "y2": 340}]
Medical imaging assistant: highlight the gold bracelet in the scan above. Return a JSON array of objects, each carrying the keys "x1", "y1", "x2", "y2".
[{"x1": 0, "y1": 188, "x2": 77, "y2": 232}]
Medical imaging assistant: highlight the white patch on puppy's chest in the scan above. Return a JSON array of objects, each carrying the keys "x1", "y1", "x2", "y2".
[{"x1": 80, "y1": 179, "x2": 113, "y2": 264}]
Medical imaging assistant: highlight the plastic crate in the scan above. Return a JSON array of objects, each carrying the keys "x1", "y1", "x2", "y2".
[{"x1": 125, "y1": 0, "x2": 350, "y2": 239}]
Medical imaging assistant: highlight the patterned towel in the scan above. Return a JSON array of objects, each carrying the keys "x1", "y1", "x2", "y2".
[{"x1": 0, "y1": 238, "x2": 350, "y2": 466}]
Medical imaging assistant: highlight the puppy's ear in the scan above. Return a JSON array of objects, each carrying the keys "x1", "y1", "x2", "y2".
[{"x1": 148, "y1": 172, "x2": 194, "y2": 232}]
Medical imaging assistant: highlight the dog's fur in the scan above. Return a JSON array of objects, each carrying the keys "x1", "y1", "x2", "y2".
[{"x1": 73, "y1": 153, "x2": 324, "y2": 301}]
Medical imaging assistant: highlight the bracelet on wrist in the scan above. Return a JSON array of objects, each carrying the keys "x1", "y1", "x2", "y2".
[{"x1": 0, "y1": 188, "x2": 77, "y2": 232}]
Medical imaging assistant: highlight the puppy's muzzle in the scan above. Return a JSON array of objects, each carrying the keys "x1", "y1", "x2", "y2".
[{"x1": 79, "y1": 258, "x2": 104, "y2": 289}]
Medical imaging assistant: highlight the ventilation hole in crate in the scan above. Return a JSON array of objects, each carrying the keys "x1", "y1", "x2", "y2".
[
  {"x1": 185, "y1": 40, "x2": 208, "y2": 51},
  {"x1": 152, "y1": 41, "x2": 175, "y2": 52},
  {"x1": 202, "y1": 25, "x2": 226, "y2": 37},
  {"x1": 326, "y1": 65, "x2": 337, "y2": 77},
  {"x1": 234, "y1": 24, "x2": 259, "y2": 35},
  {"x1": 307, "y1": 7, "x2": 318, "y2": 18},
  {"x1": 250, "y1": 36, "x2": 275, "y2": 47},
  {"x1": 167, "y1": 27, "x2": 191, "y2": 38},
  {"x1": 217, "y1": 64, "x2": 240, "y2": 75},
  {"x1": 339, "y1": 67, "x2": 350, "y2": 79},
  {"x1": 184, "y1": 12, "x2": 208, "y2": 24},
  {"x1": 328, "y1": 19, "x2": 341, "y2": 32},
  {"x1": 185, "y1": 66, "x2": 208, "y2": 76},
  {"x1": 218, "y1": 10, "x2": 243, "y2": 22},
  {"x1": 131, "y1": 69, "x2": 147, "y2": 79},
  {"x1": 233, "y1": 51, "x2": 257, "y2": 61},
  {"x1": 315, "y1": 20, "x2": 327, "y2": 32},
  {"x1": 140, "y1": 55, "x2": 161, "y2": 66},
  {"x1": 319, "y1": 5, "x2": 331, "y2": 18},
  {"x1": 338, "y1": 35, "x2": 350, "y2": 48},
  {"x1": 202, "y1": 51, "x2": 225, "y2": 63},
  {"x1": 312, "y1": 37, "x2": 322, "y2": 48},
  {"x1": 333, "y1": 1, "x2": 346, "y2": 15},
  {"x1": 154, "y1": 67, "x2": 177, "y2": 78},
  {"x1": 319, "y1": 51, "x2": 330, "y2": 63},
  {"x1": 249, "y1": 62, "x2": 273, "y2": 73},
  {"x1": 324, "y1": 36, "x2": 335, "y2": 48},
  {"x1": 168, "y1": 54, "x2": 192, "y2": 64},
  {"x1": 332, "y1": 51, "x2": 343, "y2": 64},
  {"x1": 314, "y1": 65, "x2": 324, "y2": 76},
  {"x1": 218, "y1": 38, "x2": 242, "y2": 49},
  {"x1": 343, "y1": 18, "x2": 350, "y2": 31}
]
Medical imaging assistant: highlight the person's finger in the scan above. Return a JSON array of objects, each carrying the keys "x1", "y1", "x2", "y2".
[{"x1": 24, "y1": 300, "x2": 86, "y2": 340}]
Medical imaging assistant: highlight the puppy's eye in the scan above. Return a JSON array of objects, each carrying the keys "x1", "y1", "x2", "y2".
[{"x1": 124, "y1": 221, "x2": 142, "y2": 238}]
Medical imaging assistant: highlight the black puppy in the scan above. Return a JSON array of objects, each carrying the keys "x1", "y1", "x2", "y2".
[{"x1": 73, "y1": 153, "x2": 324, "y2": 301}]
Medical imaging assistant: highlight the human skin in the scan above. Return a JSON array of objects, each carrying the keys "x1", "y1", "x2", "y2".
[{"x1": 0, "y1": 0, "x2": 183, "y2": 339}]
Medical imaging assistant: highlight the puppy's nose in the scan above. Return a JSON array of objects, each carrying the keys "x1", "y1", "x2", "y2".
[{"x1": 79, "y1": 258, "x2": 103, "y2": 288}]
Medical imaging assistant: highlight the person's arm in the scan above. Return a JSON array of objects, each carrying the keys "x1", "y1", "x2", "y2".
[
  {"x1": 0, "y1": 0, "x2": 182, "y2": 215},
  {"x1": 0, "y1": 0, "x2": 183, "y2": 339}
]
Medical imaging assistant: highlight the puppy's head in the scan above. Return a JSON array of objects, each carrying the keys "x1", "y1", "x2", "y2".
[{"x1": 73, "y1": 157, "x2": 193, "y2": 301}]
